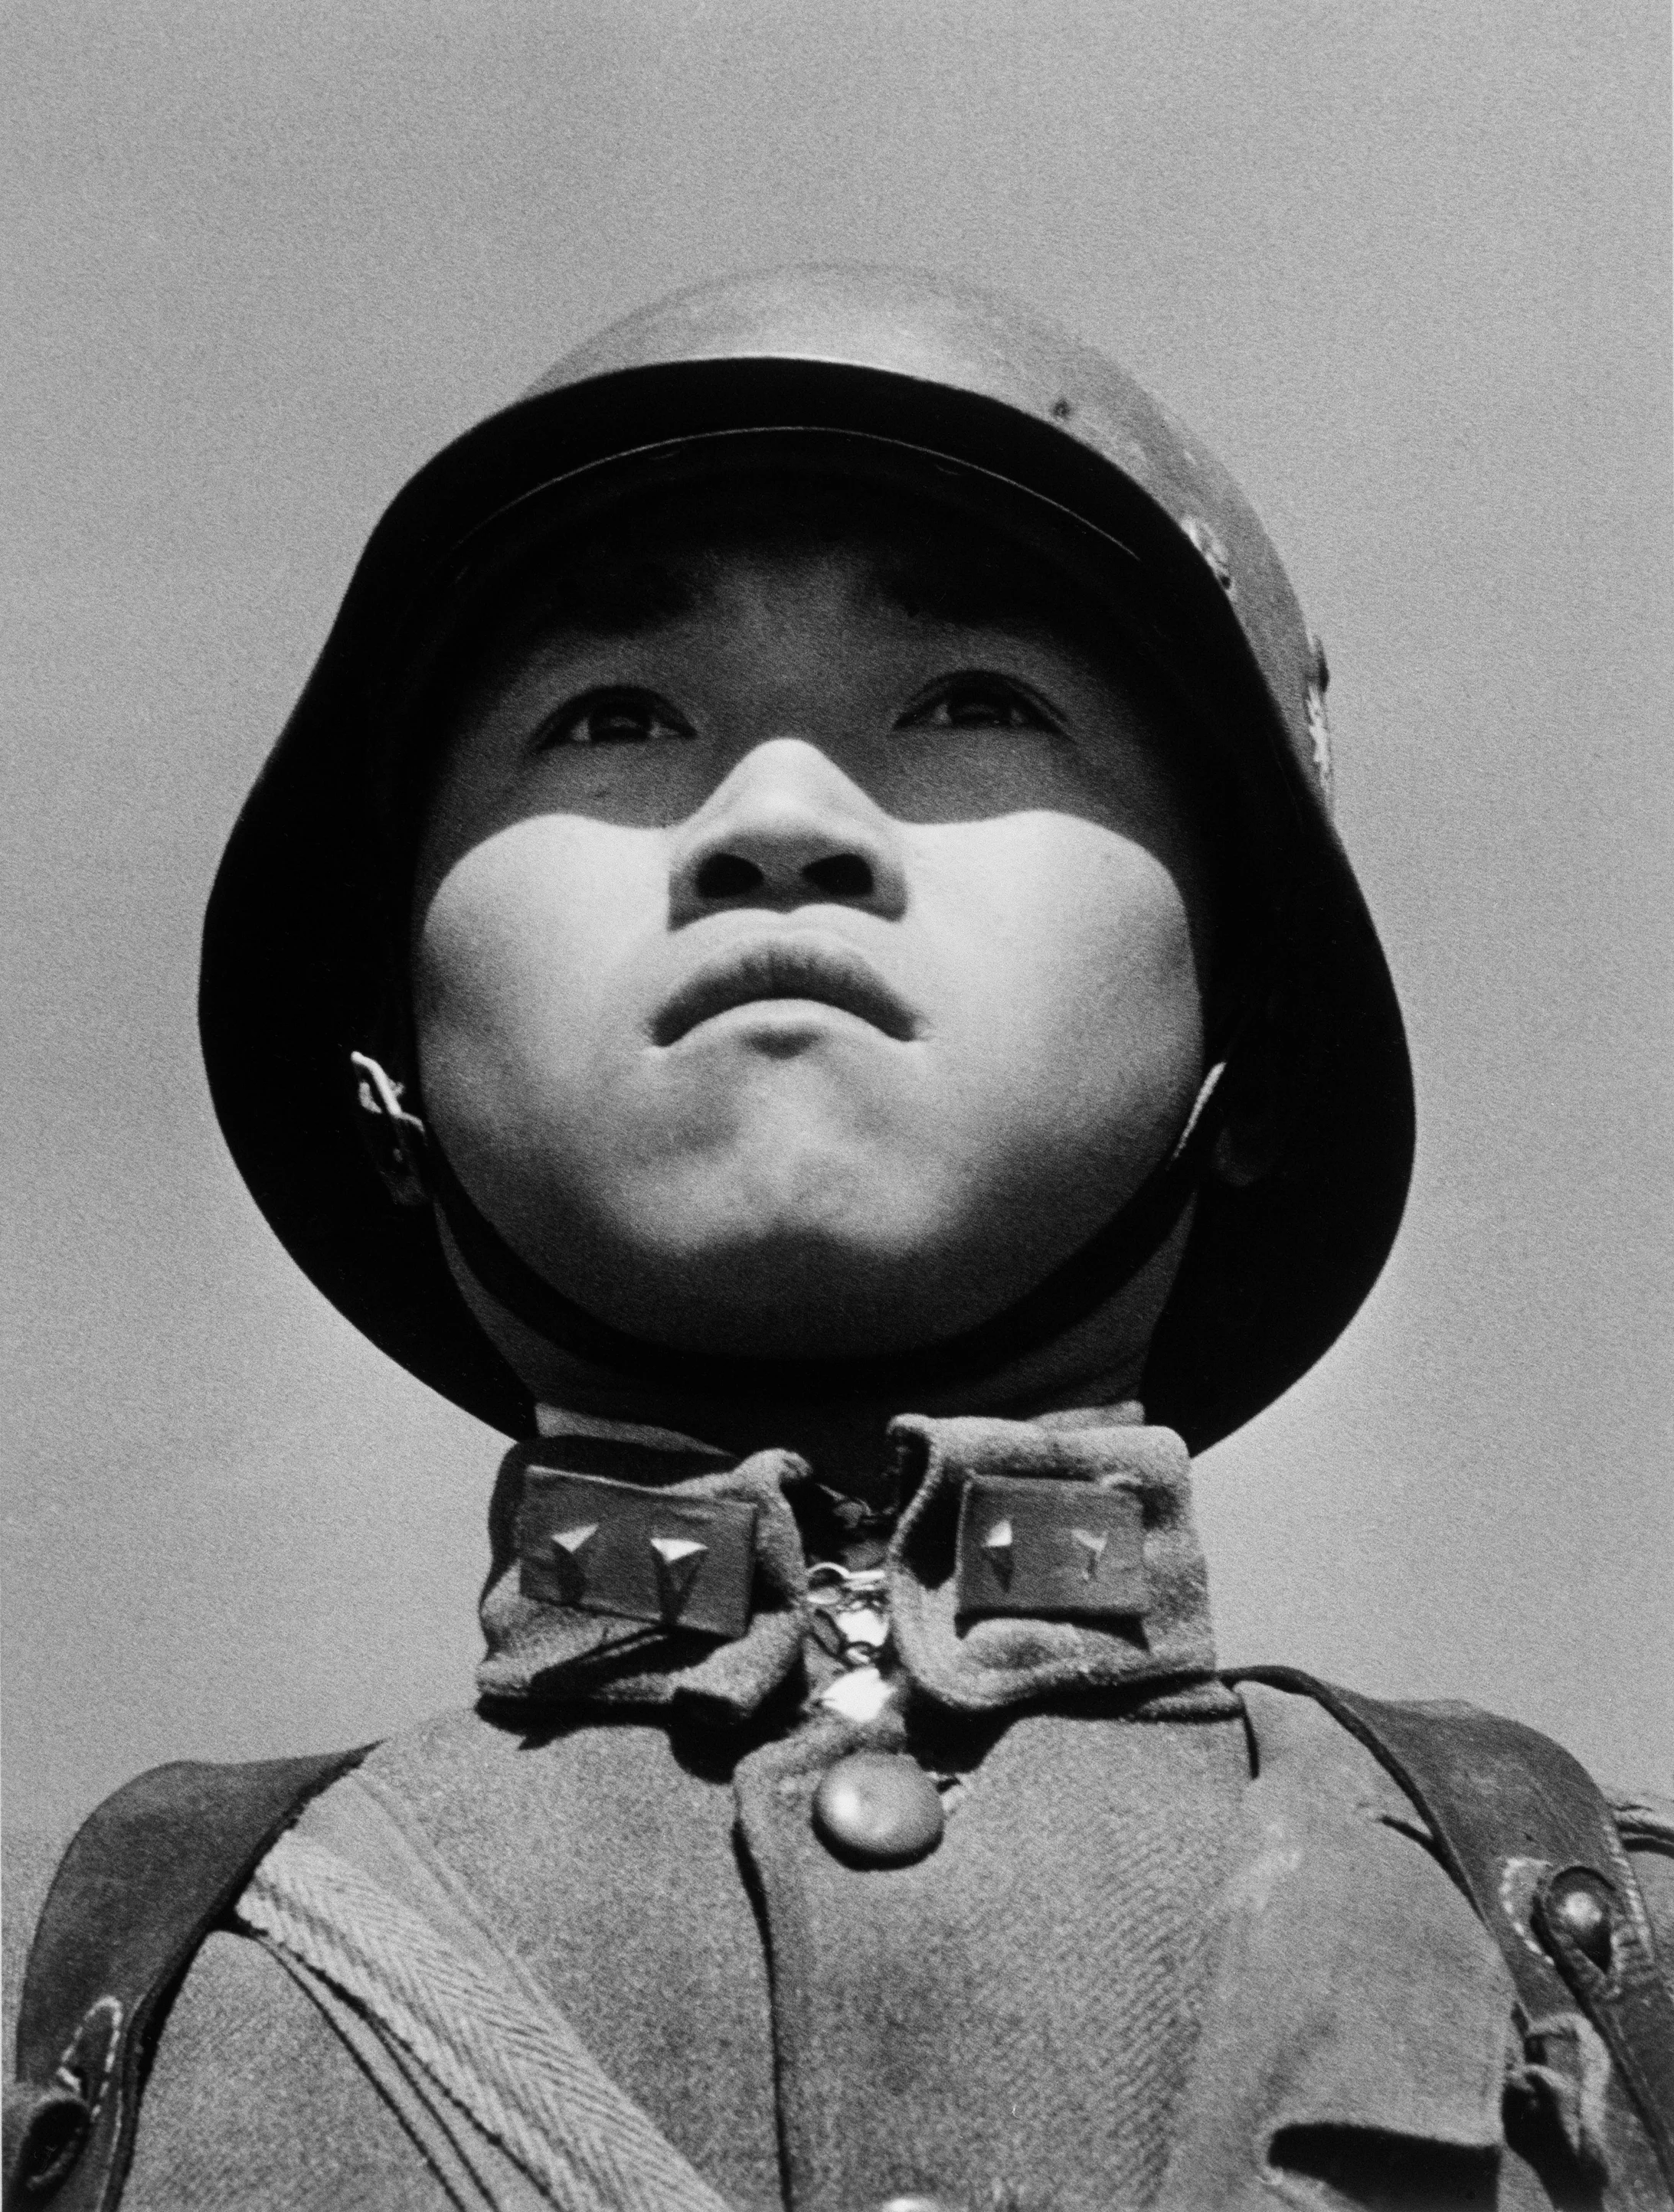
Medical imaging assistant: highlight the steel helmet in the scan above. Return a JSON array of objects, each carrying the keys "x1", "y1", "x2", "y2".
[{"x1": 200, "y1": 266, "x2": 1414, "y2": 1452}]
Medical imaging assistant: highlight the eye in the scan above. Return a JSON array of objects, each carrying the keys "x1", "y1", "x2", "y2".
[
  {"x1": 532, "y1": 687, "x2": 695, "y2": 750},
  {"x1": 894, "y1": 673, "x2": 1062, "y2": 735}
]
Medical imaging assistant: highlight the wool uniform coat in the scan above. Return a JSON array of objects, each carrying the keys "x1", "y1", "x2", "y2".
[{"x1": 7, "y1": 1407, "x2": 1672, "y2": 2210}]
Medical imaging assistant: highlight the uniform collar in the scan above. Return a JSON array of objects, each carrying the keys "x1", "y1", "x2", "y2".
[{"x1": 477, "y1": 1406, "x2": 1231, "y2": 1727}]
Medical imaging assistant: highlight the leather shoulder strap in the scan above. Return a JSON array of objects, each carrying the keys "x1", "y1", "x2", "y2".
[
  {"x1": 1230, "y1": 1665, "x2": 1674, "y2": 2190},
  {"x1": 3, "y1": 1746, "x2": 369, "y2": 2212}
]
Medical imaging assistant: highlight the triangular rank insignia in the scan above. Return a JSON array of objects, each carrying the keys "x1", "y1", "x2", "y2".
[
  {"x1": 980, "y1": 1518, "x2": 1015, "y2": 1586},
  {"x1": 1070, "y1": 1527, "x2": 1108, "y2": 1580},
  {"x1": 547, "y1": 1522, "x2": 598, "y2": 1603},
  {"x1": 649, "y1": 1534, "x2": 709, "y2": 1618}
]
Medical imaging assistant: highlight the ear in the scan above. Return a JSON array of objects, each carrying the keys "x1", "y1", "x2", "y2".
[{"x1": 1208, "y1": 1013, "x2": 1292, "y2": 1191}]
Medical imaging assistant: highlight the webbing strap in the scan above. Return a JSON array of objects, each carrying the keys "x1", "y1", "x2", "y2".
[
  {"x1": 240, "y1": 1832, "x2": 731, "y2": 2212},
  {"x1": 3, "y1": 1747, "x2": 368, "y2": 2211},
  {"x1": 1230, "y1": 1666, "x2": 1674, "y2": 2192}
]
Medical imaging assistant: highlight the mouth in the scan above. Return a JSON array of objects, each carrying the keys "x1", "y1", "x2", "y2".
[{"x1": 651, "y1": 935, "x2": 922, "y2": 1047}]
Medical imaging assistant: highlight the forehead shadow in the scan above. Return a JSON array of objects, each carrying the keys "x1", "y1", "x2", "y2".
[{"x1": 467, "y1": 472, "x2": 1129, "y2": 676}]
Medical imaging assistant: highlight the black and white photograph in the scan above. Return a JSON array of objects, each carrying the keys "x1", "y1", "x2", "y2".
[{"x1": 5, "y1": 5, "x2": 1672, "y2": 2206}]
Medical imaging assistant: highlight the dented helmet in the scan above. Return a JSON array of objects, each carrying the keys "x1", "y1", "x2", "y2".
[{"x1": 200, "y1": 266, "x2": 1414, "y2": 1452}]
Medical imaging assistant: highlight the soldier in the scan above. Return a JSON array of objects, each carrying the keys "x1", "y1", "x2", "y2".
[{"x1": 6, "y1": 268, "x2": 1672, "y2": 2210}]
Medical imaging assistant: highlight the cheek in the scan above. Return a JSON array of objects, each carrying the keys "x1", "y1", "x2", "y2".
[
  {"x1": 412, "y1": 817, "x2": 662, "y2": 1108},
  {"x1": 920, "y1": 814, "x2": 1205, "y2": 1142}
]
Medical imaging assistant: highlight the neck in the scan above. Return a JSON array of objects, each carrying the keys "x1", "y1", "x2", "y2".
[
  {"x1": 448, "y1": 1209, "x2": 1192, "y2": 1498},
  {"x1": 507, "y1": 1308, "x2": 1159, "y2": 1504}
]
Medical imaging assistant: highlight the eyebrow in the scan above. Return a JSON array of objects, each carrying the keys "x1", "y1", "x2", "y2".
[
  {"x1": 529, "y1": 556, "x2": 708, "y2": 639},
  {"x1": 865, "y1": 552, "x2": 1081, "y2": 636},
  {"x1": 501, "y1": 541, "x2": 1084, "y2": 652}
]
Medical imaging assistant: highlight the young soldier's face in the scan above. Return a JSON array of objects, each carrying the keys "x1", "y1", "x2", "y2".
[{"x1": 411, "y1": 479, "x2": 1213, "y2": 1365}]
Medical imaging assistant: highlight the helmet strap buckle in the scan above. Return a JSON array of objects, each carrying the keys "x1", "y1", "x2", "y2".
[{"x1": 349, "y1": 1052, "x2": 430, "y2": 1208}]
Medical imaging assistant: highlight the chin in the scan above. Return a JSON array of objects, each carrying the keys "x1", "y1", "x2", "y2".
[
  {"x1": 583, "y1": 1174, "x2": 1081, "y2": 1357},
  {"x1": 615, "y1": 1206, "x2": 948, "y2": 1359},
  {"x1": 492, "y1": 1105, "x2": 1140, "y2": 1358},
  {"x1": 512, "y1": 1145, "x2": 954, "y2": 1354}
]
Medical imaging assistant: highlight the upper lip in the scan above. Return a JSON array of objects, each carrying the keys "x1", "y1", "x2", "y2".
[{"x1": 651, "y1": 934, "x2": 922, "y2": 1047}]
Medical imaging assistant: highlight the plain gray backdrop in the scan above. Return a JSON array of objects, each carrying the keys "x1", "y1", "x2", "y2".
[{"x1": 4, "y1": 0, "x2": 1670, "y2": 1835}]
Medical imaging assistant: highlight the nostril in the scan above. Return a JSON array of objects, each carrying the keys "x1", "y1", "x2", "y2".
[
  {"x1": 803, "y1": 854, "x2": 874, "y2": 900},
  {"x1": 695, "y1": 853, "x2": 765, "y2": 901}
]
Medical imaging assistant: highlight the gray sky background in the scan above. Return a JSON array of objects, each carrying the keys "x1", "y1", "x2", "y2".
[{"x1": 5, "y1": 0, "x2": 1670, "y2": 1834}]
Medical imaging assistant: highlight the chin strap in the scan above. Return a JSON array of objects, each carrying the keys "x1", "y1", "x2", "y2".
[{"x1": 350, "y1": 1049, "x2": 1231, "y2": 1404}]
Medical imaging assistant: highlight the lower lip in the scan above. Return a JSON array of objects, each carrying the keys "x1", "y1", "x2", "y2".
[{"x1": 672, "y1": 998, "x2": 888, "y2": 1047}]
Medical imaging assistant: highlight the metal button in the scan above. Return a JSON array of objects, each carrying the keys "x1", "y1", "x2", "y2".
[
  {"x1": 812, "y1": 1752, "x2": 944, "y2": 1866},
  {"x1": 1542, "y1": 1867, "x2": 1615, "y2": 1972}
]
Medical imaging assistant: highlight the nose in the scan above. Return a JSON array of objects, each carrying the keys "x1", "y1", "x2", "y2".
[{"x1": 667, "y1": 739, "x2": 909, "y2": 926}]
